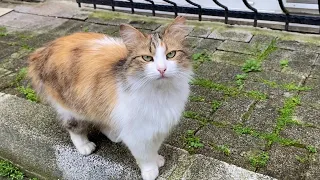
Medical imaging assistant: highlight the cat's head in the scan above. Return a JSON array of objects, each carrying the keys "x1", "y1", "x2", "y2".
[{"x1": 119, "y1": 16, "x2": 193, "y2": 87}]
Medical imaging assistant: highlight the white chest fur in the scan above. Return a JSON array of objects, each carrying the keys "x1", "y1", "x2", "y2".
[{"x1": 111, "y1": 78, "x2": 190, "y2": 140}]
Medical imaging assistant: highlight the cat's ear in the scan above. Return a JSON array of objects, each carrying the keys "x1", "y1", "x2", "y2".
[
  {"x1": 120, "y1": 24, "x2": 147, "y2": 49},
  {"x1": 163, "y1": 16, "x2": 189, "y2": 39}
]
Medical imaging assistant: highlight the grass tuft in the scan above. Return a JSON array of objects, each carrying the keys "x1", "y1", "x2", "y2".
[
  {"x1": 192, "y1": 51, "x2": 212, "y2": 69},
  {"x1": 184, "y1": 130, "x2": 204, "y2": 154},
  {"x1": 0, "y1": 159, "x2": 24, "y2": 180},
  {"x1": 249, "y1": 151, "x2": 269, "y2": 168}
]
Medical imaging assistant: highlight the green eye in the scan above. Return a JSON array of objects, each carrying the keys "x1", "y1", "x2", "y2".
[
  {"x1": 142, "y1": 55, "x2": 153, "y2": 62},
  {"x1": 166, "y1": 51, "x2": 176, "y2": 59}
]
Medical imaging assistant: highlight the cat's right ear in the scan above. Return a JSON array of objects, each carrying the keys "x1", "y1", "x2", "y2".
[{"x1": 120, "y1": 24, "x2": 146, "y2": 49}]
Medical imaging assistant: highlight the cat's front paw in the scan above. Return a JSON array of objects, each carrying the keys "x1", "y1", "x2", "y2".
[
  {"x1": 156, "y1": 155, "x2": 165, "y2": 167},
  {"x1": 141, "y1": 168, "x2": 159, "y2": 180},
  {"x1": 77, "y1": 141, "x2": 96, "y2": 155}
]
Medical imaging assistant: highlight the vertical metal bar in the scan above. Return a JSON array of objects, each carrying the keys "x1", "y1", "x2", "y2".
[
  {"x1": 185, "y1": 0, "x2": 202, "y2": 21},
  {"x1": 318, "y1": 0, "x2": 320, "y2": 14},
  {"x1": 110, "y1": 0, "x2": 115, "y2": 11},
  {"x1": 163, "y1": 0, "x2": 178, "y2": 17},
  {"x1": 278, "y1": 0, "x2": 290, "y2": 31},
  {"x1": 93, "y1": 0, "x2": 96, "y2": 9},
  {"x1": 212, "y1": 0, "x2": 228, "y2": 24},
  {"x1": 242, "y1": 0, "x2": 257, "y2": 27},
  {"x1": 145, "y1": 0, "x2": 156, "y2": 16},
  {"x1": 128, "y1": 0, "x2": 135, "y2": 14},
  {"x1": 76, "y1": 0, "x2": 81, "y2": 7}
]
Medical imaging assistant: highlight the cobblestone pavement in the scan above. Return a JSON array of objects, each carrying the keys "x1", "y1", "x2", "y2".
[{"x1": 0, "y1": 1, "x2": 320, "y2": 179}]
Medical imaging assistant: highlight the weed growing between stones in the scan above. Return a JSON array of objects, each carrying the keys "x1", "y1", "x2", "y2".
[
  {"x1": 307, "y1": 145, "x2": 317, "y2": 153},
  {"x1": 280, "y1": 59, "x2": 289, "y2": 69},
  {"x1": 242, "y1": 59, "x2": 262, "y2": 73},
  {"x1": 0, "y1": 159, "x2": 38, "y2": 180},
  {"x1": 215, "y1": 144, "x2": 231, "y2": 156},
  {"x1": 192, "y1": 51, "x2": 212, "y2": 69},
  {"x1": 82, "y1": 26, "x2": 89, "y2": 32},
  {"x1": 183, "y1": 111, "x2": 208, "y2": 126},
  {"x1": 211, "y1": 100, "x2": 222, "y2": 113},
  {"x1": 295, "y1": 155, "x2": 308, "y2": 163},
  {"x1": 259, "y1": 79, "x2": 312, "y2": 92},
  {"x1": 13, "y1": 68, "x2": 39, "y2": 102},
  {"x1": 248, "y1": 151, "x2": 269, "y2": 168},
  {"x1": 189, "y1": 95, "x2": 205, "y2": 102},
  {"x1": 184, "y1": 130, "x2": 204, "y2": 154},
  {"x1": 235, "y1": 73, "x2": 247, "y2": 89}
]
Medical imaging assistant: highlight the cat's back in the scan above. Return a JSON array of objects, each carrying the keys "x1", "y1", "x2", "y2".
[{"x1": 28, "y1": 32, "x2": 127, "y2": 119}]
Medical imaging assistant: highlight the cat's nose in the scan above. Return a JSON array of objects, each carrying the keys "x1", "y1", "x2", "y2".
[{"x1": 157, "y1": 68, "x2": 167, "y2": 75}]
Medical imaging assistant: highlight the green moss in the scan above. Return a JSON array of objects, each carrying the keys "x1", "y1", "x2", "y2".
[
  {"x1": 242, "y1": 59, "x2": 261, "y2": 73},
  {"x1": 274, "y1": 96, "x2": 301, "y2": 135},
  {"x1": 189, "y1": 95, "x2": 205, "y2": 102},
  {"x1": 245, "y1": 90, "x2": 268, "y2": 100},
  {"x1": 82, "y1": 26, "x2": 89, "y2": 32},
  {"x1": 249, "y1": 151, "x2": 269, "y2": 168},
  {"x1": 235, "y1": 73, "x2": 247, "y2": 89},
  {"x1": 211, "y1": 100, "x2": 222, "y2": 112},
  {"x1": 192, "y1": 51, "x2": 212, "y2": 69},
  {"x1": 0, "y1": 26, "x2": 8, "y2": 37},
  {"x1": 0, "y1": 159, "x2": 24, "y2": 180},
  {"x1": 306, "y1": 145, "x2": 317, "y2": 153},
  {"x1": 260, "y1": 79, "x2": 311, "y2": 92},
  {"x1": 295, "y1": 155, "x2": 308, "y2": 163},
  {"x1": 191, "y1": 79, "x2": 239, "y2": 97},
  {"x1": 17, "y1": 85, "x2": 39, "y2": 102},
  {"x1": 184, "y1": 130, "x2": 204, "y2": 154},
  {"x1": 216, "y1": 145, "x2": 231, "y2": 156},
  {"x1": 280, "y1": 59, "x2": 289, "y2": 69},
  {"x1": 183, "y1": 111, "x2": 208, "y2": 126},
  {"x1": 14, "y1": 68, "x2": 28, "y2": 85}
]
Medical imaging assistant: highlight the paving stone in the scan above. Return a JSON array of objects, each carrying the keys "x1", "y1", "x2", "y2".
[
  {"x1": 243, "y1": 70, "x2": 303, "y2": 98},
  {"x1": 185, "y1": 37, "x2": 202, "y2": 52},
  {"x1": 211, "y1": 97, "x2": 255, "y2": 124},
  {"x1": 305, "y1": 153, "x2": 320, "y2": 180},
  {"x1": 0, "y1": 49, "x2": 30, "y2": 72},
  {"x1": 0, "y1": 69, "x2": 15, "y2": 90},
  {"x1": 189, "y1": 27, "x2": 212, "y2": 38},
  {"x1": 128, "y1": 20, "x2": 161, "y2": 30},
  {"x1": 209, "y1": 50, "x2": 253, "y2": 67},
  {"x1": 300, "y1": 78, "x2": 320, "y2": 106},
  {"x1": 165, "y1": 118, "x2": 202, "y2": 149},
  {"x1": 182, "y1": 154, "x2": 275, "y2": 180},
  {"x1": 196, "y1": 124, "x2": 265, "y2": 170},
  {"x1": 208, "y1": 30, "x2": 253, "y2": 42},
  {"x1": 293, "y1": 106, "x2": 320, "y2": 127},
  {"x1": 193, "y1": 39, "x2": 223, "y2": 54},
  {"x1": 217, "y1": 40, "x2": 268, "y2": 55},
  {"x1": 0, "y1": 8, "x2": 13, "y2": 17},
  {"x1": 0, "y1": 12, "x2": 68, "y2": 32},
  {"x1": 258, "y1": 145, "x2": 308, "y2": 180},
  {"x1": 196, "y1": 61, "x2": 243, "y2": 87},
  {"x1": 277, "y1": 40, "x2": 320, "y2": 53},
  {"x1": 14, "y1": 1, "x2": 88, "y2": 20},
  {"x1": 0, "y1": 42, "x2": 20, "y2": 61},
  {"x1": 250, "y1": 34, "x2": 276, "y2": 45},
  {"x1": 309, "y1": 56, "x2": 320, "y2": 79},
  {"x1": 262, "y1": 48, "x2": 318, "y2": 78},
  {"x1": 244, "y1": 99, "x2": 283, "y2": 134},
  {"x1": 281, "y1": 125, "x2": 320, "y2": 150}
]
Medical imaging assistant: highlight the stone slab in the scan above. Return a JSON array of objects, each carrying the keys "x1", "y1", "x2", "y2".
[
  {"x1": 217, "y1": 40, "x2": 268, "y2": 55},
  {"x1": 208, "y1": 30, "x2": 253, "y2": 42},
  {"x1": 0, "y1": 12, "x2": 68, "y2": 32},
  {"x1": 276, "y1": 40, "x2": 320, "y2": 53},
  {"x1": 193, "y1": 39, "x2": 223, "y2": 54},
  {"x1": 0, "y1": 93, "x2": 275, "y2": 180},
  {"x1": 189, "y1": 27, "x2": 212, "y2": 38},
  {"x1": 258, "y1": 145, "x2": 308, "y2": 180},
  {"x1": 196, "y1": 124, "x2": 266, "y2": 171},
  {"x1": 209, "y1": 50, "x2": 253, "y2": 67},
  {"x1": 0, "y1": 8, "x2": 13, "y2": 17},
  {"x1": 14, "y1": 1, "x2": 89, "y2": 20}
]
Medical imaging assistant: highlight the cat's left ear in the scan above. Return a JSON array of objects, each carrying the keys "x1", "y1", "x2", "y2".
[
  {"x1": 163, "y1": 16, "x2": 189, "y2": 39},
  {"x1": 120, "y1": 24, "x2": 147, "y2": 50}
]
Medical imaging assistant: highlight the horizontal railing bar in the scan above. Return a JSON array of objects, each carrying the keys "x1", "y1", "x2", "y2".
[{"x1": 79, "y1": 0, "x2": 320, "y2": 25}]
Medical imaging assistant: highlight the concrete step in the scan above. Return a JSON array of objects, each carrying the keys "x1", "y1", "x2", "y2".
[{"x1": 0, "y1": 92, "x2": 276, "y2": 180}]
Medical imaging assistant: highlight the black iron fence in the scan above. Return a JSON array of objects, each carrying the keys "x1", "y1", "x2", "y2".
[{"x1": 76, "y1": 0, "x2": 320, "y2": 32}]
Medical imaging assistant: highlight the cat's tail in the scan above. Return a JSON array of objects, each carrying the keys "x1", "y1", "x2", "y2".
[{"x1": 27, "y1": 45, "x2": 52, "y2": 100}]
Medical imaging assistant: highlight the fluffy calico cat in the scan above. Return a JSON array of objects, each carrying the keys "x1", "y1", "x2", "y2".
[{"x1": 27, "y1": 16, "x2": 192, "y2": 180}]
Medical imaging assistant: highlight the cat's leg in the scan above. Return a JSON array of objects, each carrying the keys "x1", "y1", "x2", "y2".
[
  {"x1": 62, "y1": 118, "x2": 96, "y2": 155},
  {"x1": 100, "y1": 126, "x2": 121, "y2": 143},
  {"x1": 121, "y1": 134, "x2": 165, "y2": 180}
]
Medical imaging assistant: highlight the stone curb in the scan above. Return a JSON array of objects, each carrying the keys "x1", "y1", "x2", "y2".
[{"x1": 0, "y1": 92, "x2": 276, "y2": 180}]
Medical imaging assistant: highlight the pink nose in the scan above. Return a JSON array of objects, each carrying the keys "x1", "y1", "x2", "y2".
[{"x1": 157, "y1": 68, "x2": 167, "y2": 75}]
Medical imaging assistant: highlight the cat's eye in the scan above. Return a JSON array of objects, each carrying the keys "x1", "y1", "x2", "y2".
[
  {"x1": 142, "y1": 55, "x2": 153, "y2": 62},
  {"x1": 166, "y1": 51, "x2": 176, "y2": 59}
]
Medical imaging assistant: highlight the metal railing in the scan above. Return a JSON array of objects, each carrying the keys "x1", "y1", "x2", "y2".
[{"x1": 76, "y1": 0, "x2": 320, "y2": 32}]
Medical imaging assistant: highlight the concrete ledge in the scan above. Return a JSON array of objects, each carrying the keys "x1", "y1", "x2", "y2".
[{"x1": 0, "y1": 93, "x2": 276, "y2": 180}]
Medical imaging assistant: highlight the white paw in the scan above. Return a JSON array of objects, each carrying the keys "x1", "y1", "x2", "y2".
[
  {"x1": 141, "y1": 168, "x2": 159, "y2": 180},
  {"x1": 77, "y1": 142, "x2": 96, "y2": 155},
  {"x1": 156, "y1": 155, "x2": 165, "y2": 167}
]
